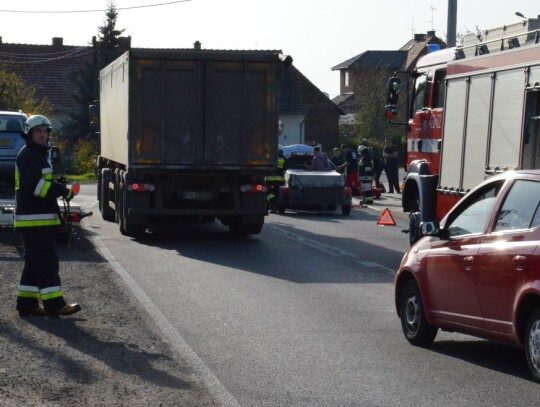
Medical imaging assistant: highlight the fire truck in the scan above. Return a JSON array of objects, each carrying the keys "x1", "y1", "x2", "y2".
[{"x1": 385, "y1": 18, "x2": 540, "y2": 244}]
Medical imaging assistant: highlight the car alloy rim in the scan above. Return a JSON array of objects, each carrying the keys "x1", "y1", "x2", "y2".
[
  {"x1": 405, "y1": 294, "x2": 420, "y2": 333},
  {"x1": 529, "y1": 319, "x2": 540, "y2": 373}
]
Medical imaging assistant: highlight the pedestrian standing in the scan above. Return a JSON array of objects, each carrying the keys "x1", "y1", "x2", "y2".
[
  {"x1": 383, "y1": 137, "x2": 401, "y2": 194},
  {"x1": 15, "y1": 115, "x2": 81, "y2": 318},
  {"x1": 358, "y1": 145, "x2": 374, "y2": 204},
  {"x1": 330, "y1": 147, "x2": 347, "y2": 174},
  {"x1": 341, "y1": 144, "x2": 361, "y2": 196}
]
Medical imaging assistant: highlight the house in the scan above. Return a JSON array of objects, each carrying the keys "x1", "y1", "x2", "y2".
[
  {"x1": 0, "y1": 36, "x2": 94, "y2": 125},
  {"x1": 279, "y1": 65, "x2": 343, "y2": 149},
  {"x1": 331, "y1": 31, "x2": 446, "y2": 116}
]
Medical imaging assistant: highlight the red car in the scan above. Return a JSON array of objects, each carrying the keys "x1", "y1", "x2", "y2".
[{"x1": 394, "y1": 170, "x2": 540, "y2": 381}]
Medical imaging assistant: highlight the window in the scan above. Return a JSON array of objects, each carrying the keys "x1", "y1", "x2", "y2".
[
  {"x1": 345, "y1": 71, "x2": 349, "y2": 88},
  {"x1": 433, "y1": 69, "x2": 446, "y2": 108},
  {"x1": 412, "y1": 73, "x2": 428, "y2": 113},
  {"x1": 495, "y1": 180, "x2": 540, "y2": 231},
  {"x1": 446, "y1": 181, "x2": 503, "y2": 237}
]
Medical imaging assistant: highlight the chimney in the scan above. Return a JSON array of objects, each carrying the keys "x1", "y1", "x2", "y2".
[
  {"x1": 118, "y1": 36, "x2": 131, "y2": 50},
  {"x1": 427, "y1": 30, "x2": 436, "y2": 37},
  {"x1": 0, "y1": 36, "x2": 2, "y2": 45},
  {"x1": 414, "y1": 33, "x2": 427, "y2": 41},
  {"x1": 194, "y1": 41, "x2": 201, "y2": 50},
  {"x1": 52, "y1": 37, "x2": 63, "y2": 47}
]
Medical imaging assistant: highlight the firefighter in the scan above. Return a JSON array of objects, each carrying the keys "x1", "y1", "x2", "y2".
[
  {"x1": 265, "y1": 148, "x2": 285, "y2": 213},
  {"x1": 15, "y1": 115, "x2": 81, "y2": 318},
  {"x1": 358, "y1": 145, "x2": 374, "y2": 204}
]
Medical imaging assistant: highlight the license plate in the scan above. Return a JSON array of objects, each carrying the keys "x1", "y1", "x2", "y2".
[
  {"x1": 182, "y1": 191, "x2": 213, "y2": 201},
  {"x1": 0, "y1": 138, "x2": 13, "y2": 147},
  {"x1": 183, "y1": 191, "x2": 197, "y2": 199}
]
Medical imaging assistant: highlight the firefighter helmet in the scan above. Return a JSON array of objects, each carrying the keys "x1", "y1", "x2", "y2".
[
  {"x1": 24, "y1": 115, "x2": 52, "y2": 135},
  {"x1": 358, "y1": 145, "x2": 368, "y2": 154}
]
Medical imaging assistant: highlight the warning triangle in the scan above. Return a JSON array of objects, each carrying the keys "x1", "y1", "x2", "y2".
[{"x1": 377, "y1": 208, "x2": 396, "y2": 226}]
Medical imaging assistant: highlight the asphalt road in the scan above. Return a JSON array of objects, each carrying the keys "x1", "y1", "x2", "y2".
[{"x1": 75, "y1": 183, "x2": 540, "y2": 406}]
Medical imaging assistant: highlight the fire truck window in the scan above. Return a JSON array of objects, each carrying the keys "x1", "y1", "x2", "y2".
[
  {"x1": 433, "y1": 69, "x2": 446, "y2": 108},
  {"x1": 495, "y1": 180, "x2": 540, "y2": 231},
  {"x1": 412, "y1": 73, "x2": 428, "y2": 113}
]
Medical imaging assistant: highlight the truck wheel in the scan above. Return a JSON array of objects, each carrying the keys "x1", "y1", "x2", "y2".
[
  {"x1": 409, "y1": 212, "x2": 422, "y2": 246},
  {"x1": 229, "y1": 223, "x2": 263, "y2": 236},
  {"x1": 101, "y1": 169, "x2": 115, "y2": 222},
  {"x1": 118, "y1": 187, "x2": 146, "y2": 236},
  {"x1": 341, "y1": 205, "x2": 351, "y2": 216}
]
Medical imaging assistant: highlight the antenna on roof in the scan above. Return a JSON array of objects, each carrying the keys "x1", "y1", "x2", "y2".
[
  {"x1": 429, "y1": 6, "x2": 437, "y2": 31},
  {"x1": 408, "y1": 16, "x2": 415, "y2": 39}
]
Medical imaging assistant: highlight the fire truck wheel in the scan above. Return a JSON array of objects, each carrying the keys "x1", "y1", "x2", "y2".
[{"x1": 409, "y1": 212, "x2": 422, "y2": 246}]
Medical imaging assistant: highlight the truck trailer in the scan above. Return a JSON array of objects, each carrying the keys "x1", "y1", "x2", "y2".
[{"x1": 95, "y1": 48, "x2": 289, "y2": 236}]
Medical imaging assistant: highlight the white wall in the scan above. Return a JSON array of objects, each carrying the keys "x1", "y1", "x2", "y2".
[{"x1": 279, "y1": 115, "x2": 305, "y2": 146}]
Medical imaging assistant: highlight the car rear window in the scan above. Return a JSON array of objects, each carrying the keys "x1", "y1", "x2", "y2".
[{"x1": 495, "y1": 179, "x2": 540, "y2": 231}]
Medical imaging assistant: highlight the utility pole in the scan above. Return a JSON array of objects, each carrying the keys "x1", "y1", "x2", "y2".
[{"x1": 447, "y1": 0, "x2": 458, "y2": 47}]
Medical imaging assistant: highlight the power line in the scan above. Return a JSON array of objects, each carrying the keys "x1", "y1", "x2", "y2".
[{"x1": 0, "y1": 0, "x2": 191, "y2": 14}]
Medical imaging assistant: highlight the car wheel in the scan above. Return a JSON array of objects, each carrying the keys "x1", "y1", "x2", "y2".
[
  {"x1": 525, "y1": 309, "x2": 540, "y2": 382},
  {"x1": 400, "y1": 280, "x2": 437, "y2": 346}
]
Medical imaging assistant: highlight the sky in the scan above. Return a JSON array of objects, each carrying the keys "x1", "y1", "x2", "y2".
[{"x1": 0, "y1": 0, "x2": 537, "y2": 98}]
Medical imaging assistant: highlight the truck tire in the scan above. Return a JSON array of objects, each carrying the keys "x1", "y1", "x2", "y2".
[
  {"x1": 409, "y1": 212, "x2": 422, "y2": 246},
  {"x1": 101, "y1": 169, "x2": 115, "y2": 222},
  {"x1": 118, "y1": 186, "x2": 146, "y2": 237}
]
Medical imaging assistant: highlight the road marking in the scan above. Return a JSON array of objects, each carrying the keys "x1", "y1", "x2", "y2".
[{"x1": 87, "y1": 226, "x2": 239, "y2": 407}]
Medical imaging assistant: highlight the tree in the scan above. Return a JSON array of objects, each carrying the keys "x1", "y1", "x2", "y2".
[
  {"x1": 344, "y1": 68, "x2": 404, "y2": 149},
  {"x1": 0, "y1": 70, "x2": 53, "y2": 115},
  {"x1": 97, "y1": 1, "x2": 126, "y2": 67},
  {"x1": 63, "y1": 0, "x2": 126, "y2": 142}
]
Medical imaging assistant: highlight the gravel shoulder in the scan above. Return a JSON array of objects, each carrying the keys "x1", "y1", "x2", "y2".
[{"x1": 0, "y1": 227, "x2": 217, "y2": 407}]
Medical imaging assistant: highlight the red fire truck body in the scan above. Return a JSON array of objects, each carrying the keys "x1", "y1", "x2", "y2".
[{"x1": 394, "y1": 19, "x2": 540, "y2": 244}]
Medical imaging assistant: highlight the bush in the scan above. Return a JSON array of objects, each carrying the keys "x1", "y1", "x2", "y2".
[{"x1": 72, "y1": 138, "x2": 98, "y2": 175}]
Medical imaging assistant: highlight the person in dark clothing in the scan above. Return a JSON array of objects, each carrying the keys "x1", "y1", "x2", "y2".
[
  {"x1": 358, "y1": 146, "x2": 374, "y2": 204},
  {"x1": 383, "y1": 137, "x2": 401, "y2": 194},
  {"x1": 15, "y1": 115, "x2": 81, "y2": 318},
  {"x1": 265, "y1": 149, "x2": 285, "y2": 213},
  {"x1": 341, "y1": 144, "x2": 361, "y2": 196},
  {"x1": 329, "y1": 147, "x2": 347, "y2": 174}
]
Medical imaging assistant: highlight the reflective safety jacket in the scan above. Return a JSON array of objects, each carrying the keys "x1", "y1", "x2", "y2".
[{"x1": 14, "y1": 141, "x2": 69, "y2": 228}]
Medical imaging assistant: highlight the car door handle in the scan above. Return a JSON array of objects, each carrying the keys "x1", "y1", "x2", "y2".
[
  {"x1": 463, "y1": 256, "x2": 474, "y2": 271},
  {"x1": 513, "y1": 255, "x2": 527, "y2": 271}
]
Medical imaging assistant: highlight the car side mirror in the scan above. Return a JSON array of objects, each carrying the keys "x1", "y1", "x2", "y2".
[{"x1": 421, "y1": 221, "x2": 440, "y2": 236}]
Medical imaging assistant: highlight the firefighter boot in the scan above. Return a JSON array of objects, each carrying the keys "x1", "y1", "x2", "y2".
[
  {"x1": 18, "y1": 305, "x2": 46, "y2": 318},
  {"x1": 48, "y1": 303, "x2": 82, "y2": 318}
]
